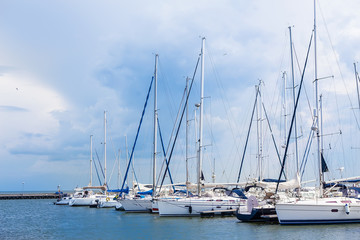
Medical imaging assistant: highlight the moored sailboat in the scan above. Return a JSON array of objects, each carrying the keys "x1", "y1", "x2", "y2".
[
  {"x1": 158, "y1": 38, "x2": 246, "y2": 217},
  {"x1": 275, "y1": 0, "x2": 360, "y2": 225}
]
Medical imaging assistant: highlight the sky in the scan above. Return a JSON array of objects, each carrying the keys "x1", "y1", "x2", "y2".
[{"x1": 1, "y1": 0, "x2": 360, "y2": 191}]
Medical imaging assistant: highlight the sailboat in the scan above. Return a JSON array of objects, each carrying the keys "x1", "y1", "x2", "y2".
[
  {"x1": 158, "y1": 38, "x2": 246, "y2": 217},
  {"x1": 118, "y1": 54, "x2": 159, "y2": 213},
  {"x1": 275, "y1": 0, "x2": 360, "y2": 225},
  {"x1": 236, "y1": 26, "x2": 303, "y2": 223},
  {"x1": 70, "y1": 112, "x2": 117, "y2": 207}
]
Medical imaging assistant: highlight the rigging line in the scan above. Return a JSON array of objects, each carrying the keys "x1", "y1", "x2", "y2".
[
  {"x1": 300, "y1": 121, "x2": 315, "y2": 180},
  {"x1": 327, "y1": 75, "x2": 347, "y2": 179},
  {"x1": 157, "y1": 86, "x2": 187, "y2": 183},
  {"x1": 206, "y1": 48, "x2": 244, "y2": 171},
  {"x1": 155, "y1": 118, "x2": 176, "y2": 192},
  {"x1": 267, "y1": 29, "x2": 289, "y2": 126},
  {"x1": 165, "y1": 86, "x2": 187, "y2": 160},
  {"x1": 318, "y1": 2, "x2": 351, "y2": 172},
  {"x1": 93, "y1": 155, "x2": 102, "y2": 186},
  {"x1": 201, "y1": 96, "x2": 220, "y2": 179},
  {"x1": 159, "y1": 56, "x2": 201, "y2": 191},
  {"x1": 237, "y1": 86, "x2": 259, "y2": 183},
  {"x1": 261, "y1": 96, "x2": 287, "y2": 180},
  {"x1": 276, "y1": 30, "x2": 313, "y2": 194},
  {"x1": 107, "y1": 136, "x2": 122, "y2": 186},
  {"x1": 95, "y1": 149, "x2": 105, "y2": 179},
  {"x1": 318, "y1": 2, "x2": 360, "y2": 131},
  {"x1": 158, "y1": 58, "x2": 177, "y2": 124},
  {"x1": 260, "y1": 83, "x2": 279, "y2": 157},
  {"x1": 131, "y1": 154, "x2": 141, "y2": 191},
  {"x1": 120, "y1": 76, "x2": 154, "y2": 194},
  {"x1": 293, "y1": 42, "x2": 314, "y2": 119}
]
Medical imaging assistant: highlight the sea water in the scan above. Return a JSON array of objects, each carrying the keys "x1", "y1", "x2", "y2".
[{"x1": 0, "y1": 199, "x2": 359, "y2": 240}]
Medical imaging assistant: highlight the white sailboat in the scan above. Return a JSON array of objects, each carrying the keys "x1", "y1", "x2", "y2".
[
  {"x1": 158, "y1": 38, "x2": 245, "y2": 217},
  {"x1": 275, "y1": 0, "x2": 360, "y2": 224},
  {"x1": 119, "y1": 54, "x2": 159, "y2": 213},
  {"x1": 70, "y1": 112, "x2": 117, "y2": 207},
  {"x1": 94, "y1": 111, "x2": 118, "y2": 208},
  {"x1": 69, "y1": 186, "x2": 106, "y2": 206}
]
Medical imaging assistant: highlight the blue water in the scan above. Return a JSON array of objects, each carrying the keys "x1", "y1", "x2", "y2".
[{"x1": 0, "y1": 199, "x2": 359, "y2": 239}]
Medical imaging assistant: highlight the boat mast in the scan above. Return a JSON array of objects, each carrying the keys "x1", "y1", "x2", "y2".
[
  {"x1": 104, "y1": 110, "x2": 107, "y2": 191},
  {"x1": 256, "y1": 80, "x2": 263, "y2": 181},
  {"x1": 153, "y1": 54, "x2": 158, "y2": 197},
  {"x1": 90, "y1": 134, "x2": 93, "y2": 187},
  {"x1": 117, "y1": 149, "x2": 121, "y2": 189},
  {"x1": 314, "y1": 0, "x2": 324, "y2": 197},
  {"x1": 198, "y1": 37, "x2": 205, "y2": 196},
  {"x1": 289, "y1": 26, "x2": 299, "y2": 174},
  {"x1": 186, "y1": 76, "x2": 190, "y2": 196},
  {"x1": 282, "y1": 72, "x2": 288, "y2": 179}
]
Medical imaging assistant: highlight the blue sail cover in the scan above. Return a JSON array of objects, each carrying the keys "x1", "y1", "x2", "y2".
[
  {"x1": 107, "y1": 187, "x2": 129, "y2": 194},
  {"x1": 229, "y1": 189, "x2": 246, "y2": 199},
  {"x1": 137, "y1": 189, "x2": 153, "y2": 195}
]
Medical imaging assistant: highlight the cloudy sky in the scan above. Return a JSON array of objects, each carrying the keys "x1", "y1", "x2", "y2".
[{"x1": 1, "y1": 0, "x2": 360, "y2": 191}]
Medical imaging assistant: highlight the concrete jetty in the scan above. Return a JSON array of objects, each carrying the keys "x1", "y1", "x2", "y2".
[{"x1": 0, "y1": 193, "x2": 60, "y2": 200}]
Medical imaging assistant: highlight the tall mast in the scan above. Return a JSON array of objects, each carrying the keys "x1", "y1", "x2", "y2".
[
  {"x1": 153, "y1": 54, "x2": 158, "y2": 197},
  {"x1": 117, "y1": 149, "x2": 121, "y2": 189},
  {"x1": 289, "y1": 26, "x2": 299, "y2": 174},
  {"x1": 198, "y1": 37, "x2": 205, "y2": 196},
  {"x1": 104, "y1": 110, "x2": 107, "y2": 190},
  {"x1": 320, "y1": 94, "x2": 324, "y2": 155},
  {"x1": 90, "y1": 135, "x2": 93, "y2": 186},
  {"x1": 314, "y1": 0, "x2": 323, "y2": 197},
  {"x1": 256, "y1": 80, "x2": 263, "y2": 180},
  {"x1": 282, "y1": 72, "x2": 288, "y2": 179},
  {"x1": 186, "y1": 76, "x2": 190, "y2": 196}
]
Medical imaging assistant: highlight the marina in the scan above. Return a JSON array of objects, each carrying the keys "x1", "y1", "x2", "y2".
[{"x1": 2, "y1": 0, "x2": 360, "y2": 239}]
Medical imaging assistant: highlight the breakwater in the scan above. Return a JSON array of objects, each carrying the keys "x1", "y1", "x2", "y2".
[{"x1": 0, "y1": 193, "x2": 60, "y2": 200}]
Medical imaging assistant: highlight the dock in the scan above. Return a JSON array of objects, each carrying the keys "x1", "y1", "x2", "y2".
[
  {"x1": 0, "y1": 193, "x2": 61, "y2": 200},
  {"x1": 200, "y1": 209, "x2": 236, "y2": 218}
]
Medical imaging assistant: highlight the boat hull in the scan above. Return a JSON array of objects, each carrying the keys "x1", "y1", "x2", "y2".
[
  {"x1": 276, "y1": 198, "x2": 360, "y2": 224},
  {"x1": 158, "y1": 197, "x2": 243, "y2": 217},
  {"x1": 69, "y1": 198, "x2": 94, "y2": 206},
  {"x1": 98, "y1": 199, "x2": 118, "y2": 208},
  {"x1": 54, "y1": 197, "x2": 72, "y2": 205},
  {"x1": 119, "y1": 198, "x2": 152, "y2": 212},
  {"x1": 236, "y1": 205, "x2": 277, "y2": 222}
]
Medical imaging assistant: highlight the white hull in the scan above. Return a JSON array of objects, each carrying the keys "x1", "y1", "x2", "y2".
[
  {"x1": 276, "y1": 197, "x2": 360, "y2": 224},
  {"x1": 54, "y1": 197, "x2": 71, "y2": 205},
  {"x1": 89, "y1": 195, "x2": 118, "y2": 208},
  {"x1": 158, "y1": 196, "x2": 244, "y2": 217},
  {"x1": 119, "y1": 198, "x2": 152, "y2": 212},
  {"x1": 97, "y1": 198, "x2": 118, "y2": 208},
  {"x1": 69, "y1": 197, "x2": 95, "y2": 206}
]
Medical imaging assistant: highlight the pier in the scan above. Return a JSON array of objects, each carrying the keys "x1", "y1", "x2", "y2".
[
  {"x1": 0, "y1": 193, "x2": 60, "y2": 200},
  {"x1": 200, "y1": 209, "x2": 236, "y2": 218}
]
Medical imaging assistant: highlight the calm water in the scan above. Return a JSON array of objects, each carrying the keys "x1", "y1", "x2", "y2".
[{"x1": 0, "y1": 199, "x2": 359, "y2": 239}]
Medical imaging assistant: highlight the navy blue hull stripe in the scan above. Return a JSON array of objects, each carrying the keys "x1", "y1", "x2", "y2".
[{"x1": 280, "y1": 219, "x2": 360, "y2": 225}]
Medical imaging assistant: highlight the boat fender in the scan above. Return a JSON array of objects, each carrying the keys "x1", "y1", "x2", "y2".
[
  {"x1": 106, "y1": 197, "x2": 110, "y2": 202},
  {"x1": 345, "y1": 204, "x2": 350, "y2": 215},
  {"x1": 188, "y1": 206, "x2": 192, "y2": 214}
]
